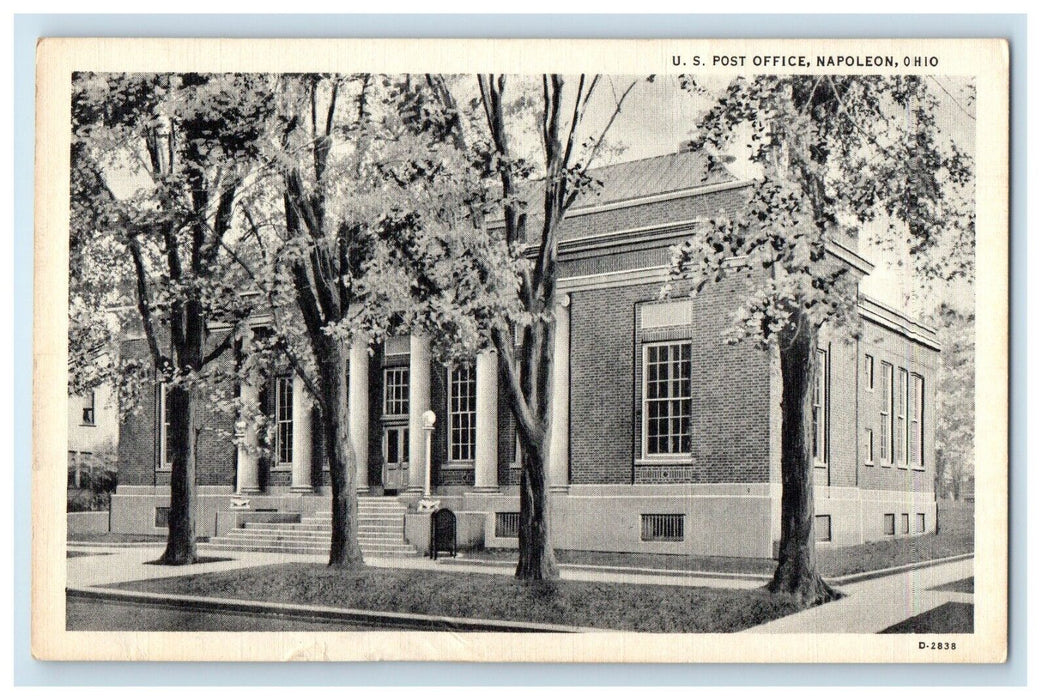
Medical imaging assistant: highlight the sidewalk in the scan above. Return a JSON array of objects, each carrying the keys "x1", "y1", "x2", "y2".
[
  {"x1": 67, "y1": 543, "x2": 764, "y2": 590},
  {"x1": 67, "y1": 543, "x2": 975, "y2": 633},
  {"x1": 742, "y1": 557, "x2": 974, "y2": 633}
]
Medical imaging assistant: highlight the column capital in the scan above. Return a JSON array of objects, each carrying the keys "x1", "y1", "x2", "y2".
[{"x1": 557, "y1": 293, "x2": 571, "y2": 308}]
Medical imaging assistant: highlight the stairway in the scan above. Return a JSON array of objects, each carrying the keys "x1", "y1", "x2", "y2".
[{"x1": 207, "y1": 496, "x2": 419, "y2": 557}]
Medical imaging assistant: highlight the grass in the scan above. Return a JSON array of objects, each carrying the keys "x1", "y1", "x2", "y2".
[
  {"x1": 468, "y1": 549, "x2": 775, "y2": 576},
  {"x1": 66, "y1": 533, "x2": 167, "y2": 543},
  {"x1": 880, "y1": 602, "x2": 974, "y2": 634},
  {"x1": 930, "y1": 577, "x2": 974, "y2": 594},
  {"x1": 468, "y1": 501, "x2": 974, "y2": 581},
  {"x1": 111, "y1": 563, "x2": 807, "y2": 633},
  {"x1": 816, "y1": 504, "x2": 974, "y2": 578}
]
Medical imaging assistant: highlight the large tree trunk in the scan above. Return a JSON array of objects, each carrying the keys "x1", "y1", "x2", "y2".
[
  {"x1": 160, "y1": 382, "x2": 198, "y2": 565},
  {"x1": 505, "y1": 320, "x2": 559, "y2": 582},
  {"x1": 316, "y1": 339, "x2": 364, "y2": 569},
  {"x1": 767, "y1": 313, "x2": 839, "y2": 605},
  {"x1": 516, "y1": 437, "x2": 558, "y2": 581}
]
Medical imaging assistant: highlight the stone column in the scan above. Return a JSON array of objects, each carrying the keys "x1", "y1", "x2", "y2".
[
  {"x1": 548, "y1": 294, "x2": 571, "y2": 492},
  {"x1": 235, "y1": 381, "x2": 260, "y2": 494},
  {"x1": 473, "y1": 348, "x2": 499, "y2": 492},
  {"x1": 349, "y1": 341, "x2": 370, "y2": 494},
  {"x1": 291, "y1": 374, "x2": 313, "y2": 492},
  {"x1": 407, "y1": 334, "x2": 431, "y2": 493}
]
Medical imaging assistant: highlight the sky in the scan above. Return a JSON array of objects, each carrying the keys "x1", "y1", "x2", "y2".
[
  {"x1": 98, "y1": 72, "x2": 976, "y2": 319},
  {"x1": 584, "y1": 74, "x2": 976, "y2": 316}
]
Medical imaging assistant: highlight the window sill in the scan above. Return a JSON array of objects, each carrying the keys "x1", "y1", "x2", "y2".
[
  {"x1": 864, "y1": 460, "x2": 875, "y2": 467},
  {"x1": 635, "y1": 457, "x2": 693, "y2": 466},
  {"x1": 813, "y1": 461, "x2": 828, "y2": 469},
  {"x1": 443, "y1": 461, "x2": 476, "y2": 469},
  {"x1": 80, "y1": 423, "x2": 96, "y2": 428},
  {"x1": 272, "y1": 465, "x2": 292, "y2": 472},
  {"x1": 912, "y1": 465, "x2": 927, "y2": 472}
]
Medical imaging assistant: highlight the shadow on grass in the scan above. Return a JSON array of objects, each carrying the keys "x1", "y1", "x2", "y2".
[
  {"x1": 879, "y1": 602, "x2": 974, "y2": 633},
  {"x1": 144, "y1": 556, "x2": 234, "y2": 566}
]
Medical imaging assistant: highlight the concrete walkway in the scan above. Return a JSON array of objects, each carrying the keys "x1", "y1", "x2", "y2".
[
  {"x1": 67, "y1": 543, "x2": 974, "y2": 633},
  {"x1": 743, "y1": 557, "x2": 974, "y2": 633},
  {"x1": 66, "y1": 543, "x2": 764, "y2": 590}
]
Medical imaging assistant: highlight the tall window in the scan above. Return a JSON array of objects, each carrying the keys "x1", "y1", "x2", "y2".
[
  {"x1": 880, "y1": 362, "x2": 893, "y2": 463},
  {"x1": 897, "y1": 367, "x2": 909, "y2": 466},
  {"x1": 159, "y1": 383, "x2": 174, "y2": 467},
  {"x1": 864, "y1": 354, "x2": 875, "y2": 391},
  {"x1": 865, "y1": 428, "x2": 875, "y2": 464},
  {"x1": 911, "y1": 375, "x2": 925, "y2": 467},
  {"x1": 643, "y1": 341, "x2": 692, "y2": 457},
  {"x1": 384, "y1": 367, "x2": 409, "y2": 416},
  {"x1": 812, "y1": 348, "x2": 828, "y2": 464},
  {"x1": 275, "y1": 376, "x2": 294, "y2": 465},
  {"x1": 448, "y1": 365, "x2": 477, "y2": 462},
  {"x1": 81, "y1": 390, "x2": 96, "y2": 425}
]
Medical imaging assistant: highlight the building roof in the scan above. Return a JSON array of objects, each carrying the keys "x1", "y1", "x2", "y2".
[
  {"x1": 492, "y1": 149, "x2": 742, "y2": 235},
  {"x1": 570, "y1": 149, "x2": 739, "y2": 210}
]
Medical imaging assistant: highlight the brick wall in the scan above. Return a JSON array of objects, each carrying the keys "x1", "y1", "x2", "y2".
[
  {"x1": 117, "y1": 338, "x2": 157, "y2": 487},
  {"x1": 569, "y1": 268, "x2": 772, "y2": 485},
  {"x1": 855, "y1": 318, "x2": 938, "y2": 496}
]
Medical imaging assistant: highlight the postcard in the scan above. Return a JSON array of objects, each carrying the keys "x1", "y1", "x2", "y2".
[{"x1": 33, "y1": 36, "x2": 1008, "y2": 663}]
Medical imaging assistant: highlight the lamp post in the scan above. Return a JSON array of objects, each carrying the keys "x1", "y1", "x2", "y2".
[{"x1": 418, "y1": 409, "x2": 438, "y2": 511}]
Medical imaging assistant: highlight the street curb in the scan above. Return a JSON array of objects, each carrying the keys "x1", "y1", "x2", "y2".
[
  {"x1": 66, "y1": 586, "x2": 606, "y2": 633},
  {"x1": 824, "y1": 552, "x2": 975, "y2": 585}
]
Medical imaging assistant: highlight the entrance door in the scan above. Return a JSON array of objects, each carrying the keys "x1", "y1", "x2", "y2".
[{"x1": 382, "y1": 425, "x2": 409, "y2": 492}]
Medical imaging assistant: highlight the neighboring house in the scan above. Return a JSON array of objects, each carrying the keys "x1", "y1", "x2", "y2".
[
  {"x1": 110, "y1": 150, "x2": 939, "y2": 557},
  {"x1": 68, "y1": 381, "x2": 118, "y2": 487}
]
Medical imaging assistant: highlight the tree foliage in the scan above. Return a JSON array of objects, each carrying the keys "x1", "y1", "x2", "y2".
[{"x1": 669, "y1": 75, "x2": 973, "y2": 603}]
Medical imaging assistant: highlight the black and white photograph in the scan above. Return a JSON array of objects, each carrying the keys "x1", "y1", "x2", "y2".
[{"x1": 33, "y1": 37, "x2": 1009, "y2": 663}]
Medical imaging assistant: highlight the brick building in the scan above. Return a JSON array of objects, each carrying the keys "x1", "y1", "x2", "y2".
[{"x1": 110, "y1": 150, "x2": 939, "y2": 558}]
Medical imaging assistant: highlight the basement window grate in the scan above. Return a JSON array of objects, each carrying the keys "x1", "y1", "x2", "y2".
[
  {"x1": 495, "y1": 512, "x2": 519, "y2": 539},
  {"x1": 641, "y1": 513, "x2": 685, "y2": 542},
  {"x1": 154, "y1": 506, "x2": 170, "y2": 528}
]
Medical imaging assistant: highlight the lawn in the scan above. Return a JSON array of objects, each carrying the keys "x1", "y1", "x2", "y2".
[
  {"x1": 466, "y1": 501, "x2": 973, "y2": 581},
  {"x1": 466, "y1": 549, "x2": 775, "y2": 576},
  {"x1": 111, "y1": 563, "x2": 806, "y2": 633},
  {"x1": 880, "y1": 602, "x2": 974, "y2": 633},
  {"x1": 815, "y1": 504, "x2": 974, "y2": 578},
  {"x1": 66, "y1": 533, "x2": 168, "y2": 543}
]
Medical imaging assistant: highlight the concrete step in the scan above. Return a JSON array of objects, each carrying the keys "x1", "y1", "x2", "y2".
[{"x1": 207, "y1": 538, "x2": 418, "y2": 554}]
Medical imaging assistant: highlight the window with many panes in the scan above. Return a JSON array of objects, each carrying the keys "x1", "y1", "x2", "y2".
[
  {"x1": 81, "y1": 390, "x2": 96, "y2": 425},
  {"x1": 812, "y1": 348, "x2": 828, "y2": 464},
  {"x1": 897, "y1": 367, "x2": 909, "y2": 466},
  {"x1": 159, "y1": 383, "x2": 174, "y2": 468},
  {"x1": 880, "y1": 362, "x2": 893, "y2": 464},
  {"x1": 275, "y1": 376, "x2": 294, "y2": 465},
  {"x1": 911, "y1": 374, "x2": 925, "y2": 467},
  {"x1": 448, "y1": 365, "x2": 477, "y2": 462},
  {"x1": 642, "y1": 341, "x2": 691, "y2": 457},
  {"x1": 383, "y1": 367, "x2": 409, "y2": 416}
]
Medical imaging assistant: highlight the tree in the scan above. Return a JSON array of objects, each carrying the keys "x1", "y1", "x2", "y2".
[
  {"x1": 669, "y1": 75, "x2": 973, "y2": 603},
  {"x1": 257, "y1": 74, "x2": 496, "y2": 567},
  {"x1": 71, "y1": 73, "x2": 272, "y2": 564},
  {"x1": 933, "y1": 301, "x2": 975, "y2": 500},
  {"x1": 466, "y1": 74, "x2": 643, "y2": 580}
]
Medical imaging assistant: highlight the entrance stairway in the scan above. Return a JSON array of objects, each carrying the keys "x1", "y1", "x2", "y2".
[{"x1": 206, "y1": 496, "x2": 419, "y2": 558}]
